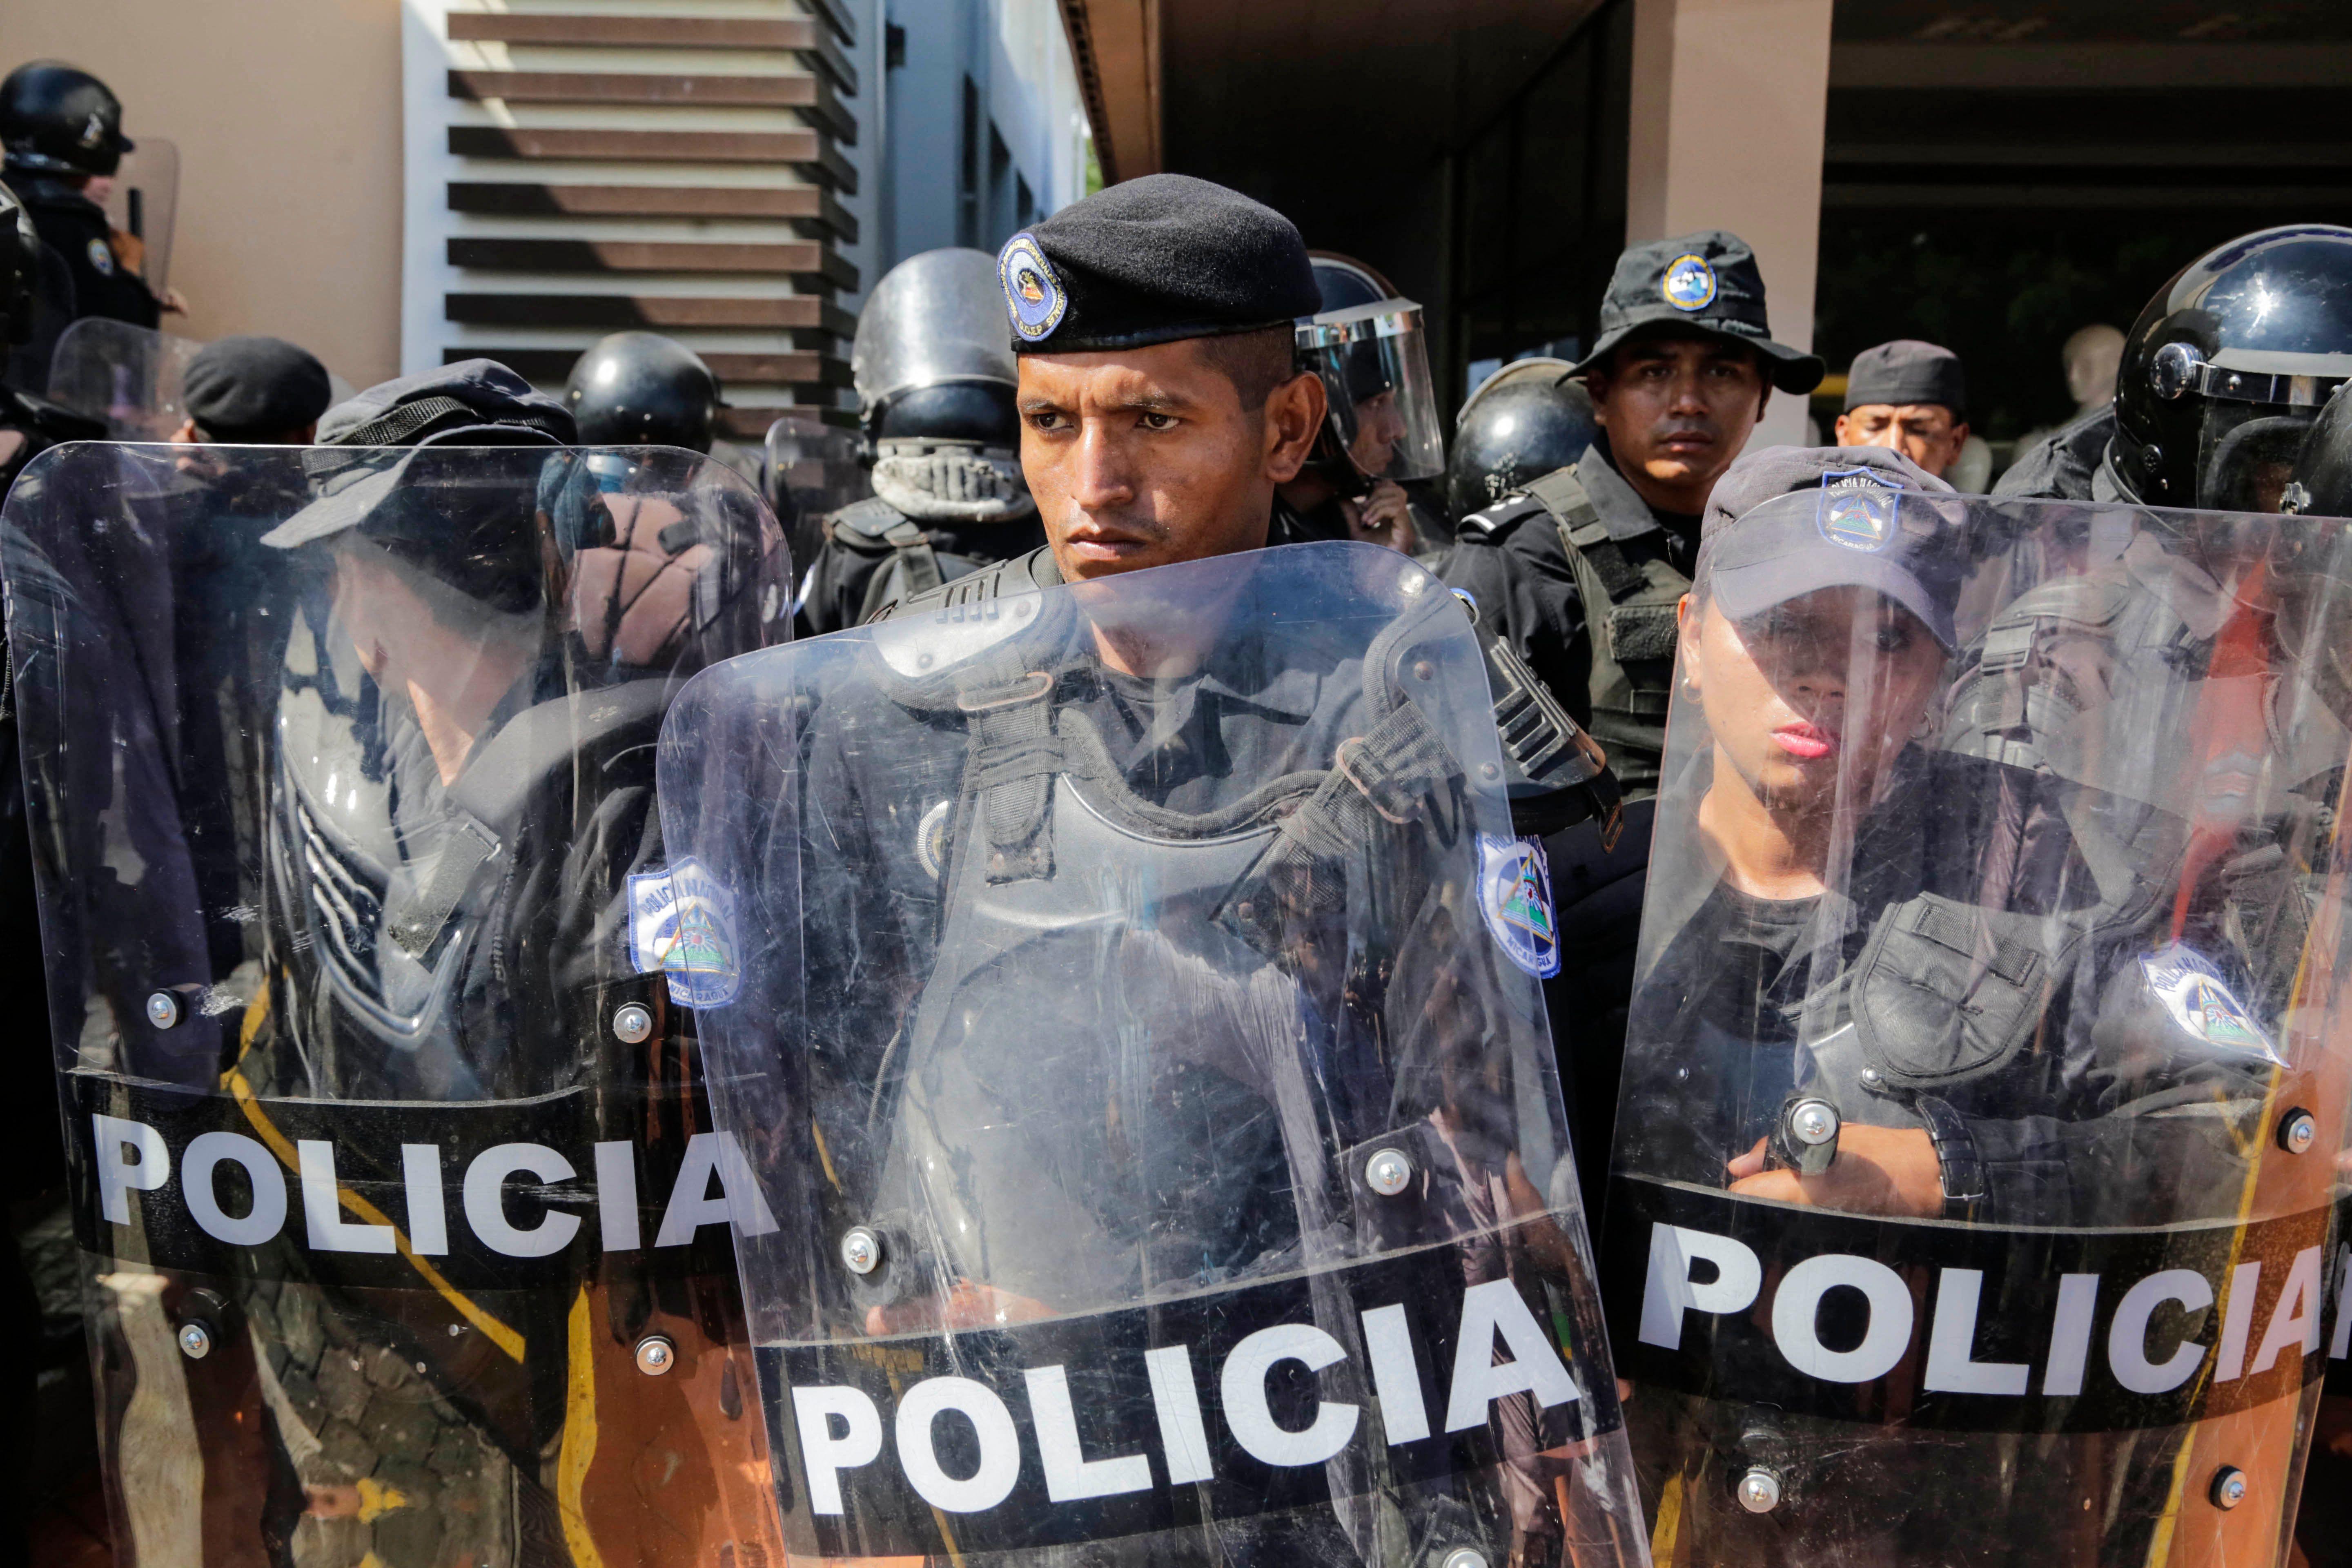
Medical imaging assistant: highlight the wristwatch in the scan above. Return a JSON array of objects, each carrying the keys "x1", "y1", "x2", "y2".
[{"x1": 1913, "y1": 1094, "x2": 1986, "y2": 1223}]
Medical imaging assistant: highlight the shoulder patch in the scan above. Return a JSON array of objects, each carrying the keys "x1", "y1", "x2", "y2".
[
  {"x1": 2138, "y1": 944, "x2": 2281, "y2": 1066},
  {"x1": 627, "y1": 858, "x2": 741, "y2": 1009},
  {"x1": 1478, "y1": 834, "x2": 1561, "y2": 978},
  {"x1": 85, "y1": 235, "x2": 114, "y2": 278},
  {"x1": 1456, "y1": 492, "x2": 1548, "y2": 541}
]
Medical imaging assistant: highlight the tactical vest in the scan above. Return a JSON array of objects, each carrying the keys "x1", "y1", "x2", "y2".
[{"x1": 1522, "y1": 464, "x2": 1688, "y2": 797}]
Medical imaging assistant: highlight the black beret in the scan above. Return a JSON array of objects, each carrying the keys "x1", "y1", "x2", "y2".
[
  {"x1": 1844, "y1": 339, "x2": 1967, "y2": 419},
  {"x1": 182, "y1": 335, "x2": 333, "y2": 440},
  {"x1": 999, "y1": 174, "x2": 1320, "y2": 354}
]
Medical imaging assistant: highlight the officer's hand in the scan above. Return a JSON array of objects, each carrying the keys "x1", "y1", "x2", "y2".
[
  {"x1": 158, "y1": 286, "x2": 189, "y2": 315},
  {"x1": 1348, "y1": 480, "x2": 1417, "y2": 555},
  {"x1": 1726, "y1": 1125, "x2": 1944, "y2": 1217}
]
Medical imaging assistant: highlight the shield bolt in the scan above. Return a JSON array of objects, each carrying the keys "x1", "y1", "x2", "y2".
[
  {"x1": 634, "y1": 1336, "x2": 676, "y2": 1376},
  {"x1": 176, "y1": 1321, "x2": 213, "y2": 1360},
  {"x1": 146, "y1": 991, "x2": 182, "y2": 1030},
  {"x1": 612, "y1": 1003, "x2": 653, "y2": 1045},
  {"x1": 1365, "y1": 1147, "x2": 1414, "y2": 1198},
  {"x1": 1736, "y1": 1466, "x2": 1783, "y2": 1514},
  {"x1": 2278, "y1": 1109, "x2": 2317, "y2": 1155},
  {"x1": 2210, "y1": 1466, "x2": 2248, "y2": 1510},
  {"x1": 1789, "y1": 1099, "x2": 1840, "y2": 1148},
  {"x1": 1440, "y1": 1550, "x2": 1490, "y2": 1568},
  {"x1": 841, "y1": 1226, "x2": 883, "y2": 1275}
]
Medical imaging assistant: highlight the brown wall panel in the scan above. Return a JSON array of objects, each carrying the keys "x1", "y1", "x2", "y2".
[
  {"x1": 446, "y1": 125, "x2": 856, "y2": 193},
  {"x1": 442, "y1": 12, "x2": 858, "y2": 91}
]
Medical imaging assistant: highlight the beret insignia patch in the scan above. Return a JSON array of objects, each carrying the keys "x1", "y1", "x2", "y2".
[
  {"x1": 1661, "y1": 253, "x2": 1716, "y2": 313},
  {"x1": 999, "y1": 232, "x2": 1067, "y2": 343}
]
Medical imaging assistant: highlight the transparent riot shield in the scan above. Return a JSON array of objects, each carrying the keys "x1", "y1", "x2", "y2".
[
  {"x1": 47, "y1": 316, "x2": 204, "y2": 439},
  {"x1": 656, "y1": 540, "x2": 1650, "y2": 1567},
  {"x1": 2, "y1": 440, "x2": 792, "y2": 1566},
  {"x1": 98, "y1": 136, "x2": 179, "y2": 292},
  {"x1": 763, "y1": 413, "x2": 869, "y2": 571},
  {"x1": 1604, "y1": 490, "x2": 2352, "y2": 1565},
  {"x1": 48, "y1": 318, "x2": 358, "y2": 441}
]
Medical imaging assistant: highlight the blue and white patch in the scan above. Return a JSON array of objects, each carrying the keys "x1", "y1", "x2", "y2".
[
  {"x1": 86, "y1": 236, "x2": 114, "y2": 278},
  {"x1": 627, "y1": 858, "x2": 741, "y2": 1009},
  {"x1": 999, "y1": 232, "x2": 1067, "y2": 344},
  {"x1": 1816, "y1": 467, "x2": 1902, "y2": 552},
  {"x1": 2139, "y1": 944, "x2": 2281, "y2": 1065},
  {"x1": 1661, "y1": 254, "x2": 1716, "y2": 313},
  {"x1": 1478, "y1": 834, "x2": 1561, "y2": 979}
]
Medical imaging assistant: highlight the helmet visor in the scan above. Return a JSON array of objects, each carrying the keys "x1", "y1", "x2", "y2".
[{"x1": 1295, "y1": 299, "x2": 1445, "y2": 484}]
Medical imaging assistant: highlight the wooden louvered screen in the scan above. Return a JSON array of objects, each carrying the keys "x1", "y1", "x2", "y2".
[{"x1": 414, "y1": 1, "x2": 862, "y2": 438}]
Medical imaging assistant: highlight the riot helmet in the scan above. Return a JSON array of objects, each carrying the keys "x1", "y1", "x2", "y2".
[
  {"x1": 563, "y1": 330, "x2": 720, "y2": 452},
  {"x1": 0, "y1": 62, "x2": 134, "y2": 179},
  {"x1": 1295, "y1": 296, "x2": 1446, "y2": 496},
  {"x1": 0, "y1": 178, "x2": 38, "y2": 345},
  {"x1": 851, "y1": 247, "x2": 1031, "y2": 523},
  {"x1": 2114, "y1": 224, "x2": 2352, "y2": 512},
  {"x1": 1446, "y1": 358, "x2": 1595, "y2": 521},
  {"x1": 1309, "y1": 251, "x2": 1394, "y2": 314}
]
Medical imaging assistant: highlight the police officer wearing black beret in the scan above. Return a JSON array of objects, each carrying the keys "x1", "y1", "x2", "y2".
[
  {"x1": 1438, "y1": 230, "x2": 1823, "y2": 1205},
  {"x1": 873, "y1": 172, "x2": 1331, "y2": 616},
  {"x1": 169, "y1": 334, "x2": 335, "y2": 446}
]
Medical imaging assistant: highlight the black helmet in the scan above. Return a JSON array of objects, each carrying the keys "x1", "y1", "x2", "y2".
[
  {"x1": 2285, "y1": 379, "x2": 2352, "y2": 521},
  {"x1": 0, "y1": 62, "x2": 133, "y2": 179},
  {"x1": 563, "y1": 331, "x2": 721, "y2": 452},
  {"x1": 2114, "y1": 225, "x2": 2352, "y2": 510},
  {"x1": 1445, "y1": 359, "x2": 1595, "y2": 522},
  {"x1": 1310, "y1": 254, "x2": 1394, "y2": 314},
  {"x1": 0, "y1": 178, "x2": 38, "y2": 346}
]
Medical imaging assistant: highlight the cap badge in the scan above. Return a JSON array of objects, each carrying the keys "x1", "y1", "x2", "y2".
[
  {"x1": 1817, "y1": 467, "x2": 1901, "y2": 552},
  {"x1": 999, "y1": 232, "x2": 1067, "y2": 343},
  {"x1": 1662, "y1": 254, "x2": 1717, "y2": 313},
  {"x1": 79, "y1": 111, "x2": 105, "y2": 150}
]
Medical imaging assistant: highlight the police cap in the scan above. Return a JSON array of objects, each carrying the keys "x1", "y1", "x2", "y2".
[
  {"x1": 1700, "y1": 445, "x2": 1964, "y2": 650},
  {"x1": 997, "y1": 174, "x2": 1320, "y2": 355},
  {"x1": 1571, "y1": 231, "x2": 1824, "y2": 395},
  {"x1": 1844, "y1": 339, "x2": 1967, "y2": 421}
]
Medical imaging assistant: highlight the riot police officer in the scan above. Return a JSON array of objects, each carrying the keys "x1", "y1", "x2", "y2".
[
  {"x1": 658, "y1": 171, "x2": 1648, "y2": 1568},
  {"x1": 0, "y1": 176, "x2": 100, "y2": 498},
  {"x1": 0, "y1": 62, "x2": 172, "y2": 352},
  {"x1": 1439, "y1": 231, "x2": 1824, "y2": 1206},
  {"x1": 1610, "y1": 443, "x2": 2352, "y2": 1566},
  {"x1": 2, "y1": 360, "x2": 792, "y2": 1565},
  {"x1": 169, "y1": 334, "x2": 334, "y2": 445},
  {"x1": 799, "y1": 247, "x2": 1044, "y2": 635},
  {"x1": 1999, "y1": 224, "x2": 2352, "y2": 508}
]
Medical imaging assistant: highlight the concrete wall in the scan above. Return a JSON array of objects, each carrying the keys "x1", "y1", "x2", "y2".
[
  {"x1": 1626, "y1": 0, "x2": 1833, "y2": 448},
  {"x1": 1, "y1": 0, "x2": 407, "y2": 388}
]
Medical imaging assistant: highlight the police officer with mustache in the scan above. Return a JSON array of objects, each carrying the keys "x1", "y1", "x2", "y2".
[{"x1": 1438, "y1": 232, "x2": 1824, "y2": 1206}]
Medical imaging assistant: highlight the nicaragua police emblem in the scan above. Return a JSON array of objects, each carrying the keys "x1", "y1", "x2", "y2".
[
  {"x1": 999, "y1": 232, "x2": 1067, "y2": 343},
  {"x1": 628, "y1": 857, "x2": 742, "y2": 1008},
  {"x1": 1661, "y1": 253, "x2": 1716, "y2": 312},
  {"x1": 86, "y1": 236, "x2": 114, "y2": 277},
  {"x1": 2139, "y1": 944, "x2": 2281, "y2": 1065},
  {"x1": 1817, "y1": 467, "x2": 1901, "y2": 551},
  {"x1": 1478, "y1": 833, "x2": 1561, "y2": 978}
]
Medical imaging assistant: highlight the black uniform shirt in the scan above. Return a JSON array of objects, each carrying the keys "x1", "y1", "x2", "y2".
[
  {"x1": 1438, "y1": 442, "x2": 1699, "y2": 732},
  {"x1": 16, "y1": 176, "x2": 161, "y2": 332},
  {"x1": 1993, "y1": 403, "x2": 2120, "y2": 503}
]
